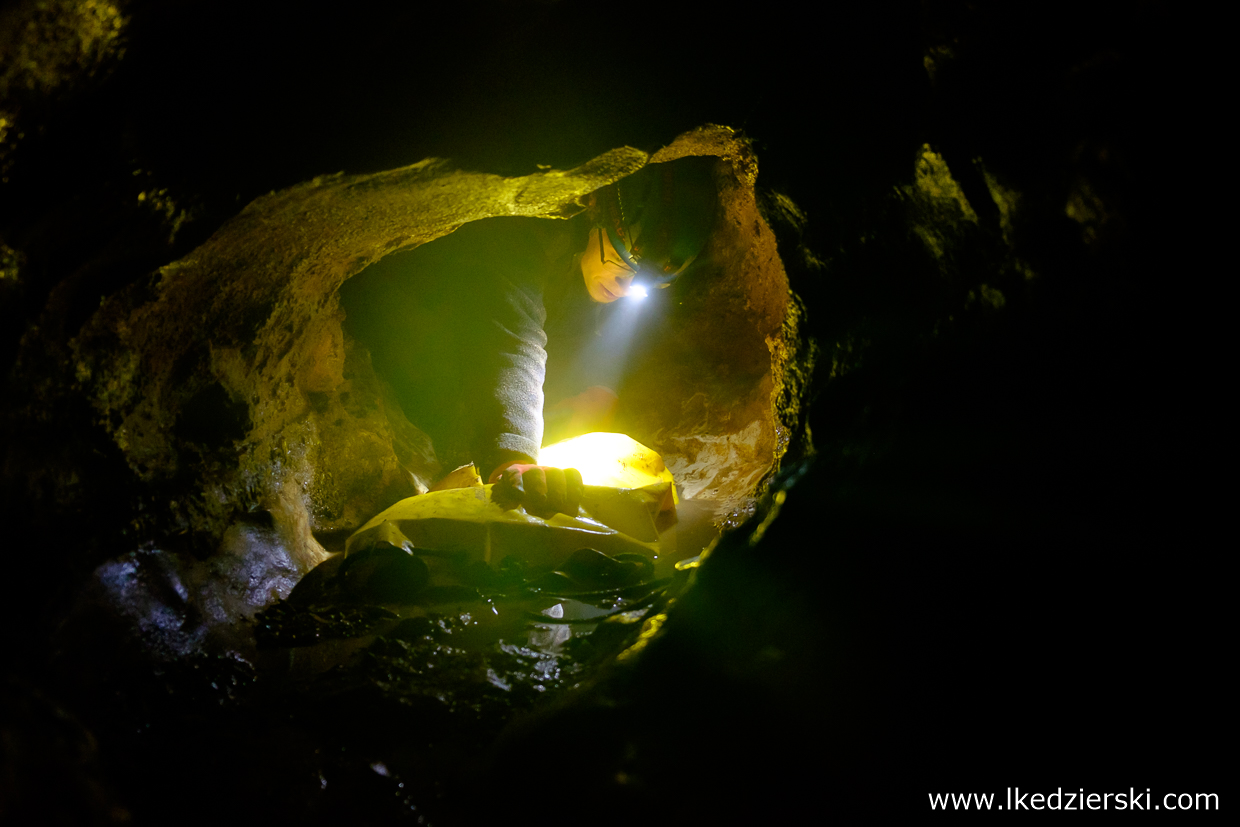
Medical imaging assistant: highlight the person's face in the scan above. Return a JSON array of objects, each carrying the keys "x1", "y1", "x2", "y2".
[{"x1": 581, "y1": 227, "x2": 636, "y2": 303}]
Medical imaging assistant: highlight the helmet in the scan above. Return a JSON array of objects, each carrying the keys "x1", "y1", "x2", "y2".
[{"x1": 593, "y1": 156, "x2": 718, "y2": 290}]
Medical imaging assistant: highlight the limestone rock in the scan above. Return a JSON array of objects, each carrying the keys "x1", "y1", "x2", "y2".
[{"x1": 59, "y1": 124, "x2": 807, "y2": 633}]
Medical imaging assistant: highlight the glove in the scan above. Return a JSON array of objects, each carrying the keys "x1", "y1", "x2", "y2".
[{"x1": 490, "y1": 462, "x2": 584, "y2": 517}]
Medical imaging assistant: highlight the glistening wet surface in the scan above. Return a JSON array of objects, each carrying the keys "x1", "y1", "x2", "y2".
[
  {"x1": 254, "y1": 496, "x2": 722, "y2": 682},
  {"x1": 88, "y1": 498, "x2": 723, "y2": 824}
]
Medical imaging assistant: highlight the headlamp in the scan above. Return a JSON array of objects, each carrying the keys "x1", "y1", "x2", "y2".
[
  {"x1": 602, "y1": 222, "x2": 696, "y2": 292},
  {"x1": 596, "y1": 158, "x2": 715, "y2": 294}
]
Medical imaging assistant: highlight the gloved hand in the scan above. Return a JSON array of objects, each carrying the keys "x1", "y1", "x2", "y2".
[{"x1": 490, "y1": 462, "x2": 584, "y2": 517}]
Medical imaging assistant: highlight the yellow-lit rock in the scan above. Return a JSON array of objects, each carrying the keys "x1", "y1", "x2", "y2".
[{"x1": 66, "y1": 125, "x2": 807, "y2": 603}]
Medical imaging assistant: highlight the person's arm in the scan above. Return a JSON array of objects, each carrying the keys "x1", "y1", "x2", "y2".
[
  {"x1": 470, "y1": 269, "x2": 548, "y2": 481},
  {"x1": 470, "y1": 281, "x2": 584, "y2": 515},
  {"x1": 461, "y1": 220, "x2": 588, "y2": 516}
]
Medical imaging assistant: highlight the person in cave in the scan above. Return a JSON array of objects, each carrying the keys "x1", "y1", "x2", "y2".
[{"x1": 341, "y1": 156, "x2": 718, "y2": 514}]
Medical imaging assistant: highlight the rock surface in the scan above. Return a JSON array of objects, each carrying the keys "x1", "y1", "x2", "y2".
[{"x1": 57, "y1": 124, "x2": 795, "y2": 634}]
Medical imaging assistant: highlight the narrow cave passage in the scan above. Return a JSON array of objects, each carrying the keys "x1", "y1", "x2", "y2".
[
  {"x1": 336, "y1": 147, "x2": 800, "y2": 519},
  {"x1": 4, "y1": 128, "x2": 810, "y2": 825}
]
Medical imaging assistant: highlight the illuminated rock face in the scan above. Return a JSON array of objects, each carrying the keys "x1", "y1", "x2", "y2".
[
  {"x1": 62, "y1": 125, "x2": 804, "y2": 629},
  {"x1": 615, "y1": 131, "x2": 808, "y2": 518}
]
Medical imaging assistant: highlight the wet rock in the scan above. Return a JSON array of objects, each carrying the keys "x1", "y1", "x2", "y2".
[
  {"x1": 286, "y1": 544, "x2": 430, "y2": 607},
  {"x1": 254, "y1": 601, "x2": 398, "y2": 649},
  {"x1": 337, "y1": 545, "x2": 430, "y2": 604},
  {"x1": 283, "y1": 552, "x2": 347, "y2": 606},
  {"x1": 414, "y1": 584, "x2": 484, "y2": 605},
  {"x1": 387, "y1": 616, "x2": 437, "y2": 642},
  {"x1": 557, "y1": 548, "x2": 649, "y2": 587},
  {"x1": 8, "y1": 124, "x2": 798, "y2": 650}
]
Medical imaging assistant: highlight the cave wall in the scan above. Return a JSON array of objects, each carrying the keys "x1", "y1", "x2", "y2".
[
  {"x1": 69, "y1": 148, "x2": 647, "y2": 566},
  {"x1": 21, "y1": 125, "x2": 796, "y2": 652},
  {"x1": 617, "y1": 132, "x2": 808, "y2": 512}
]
